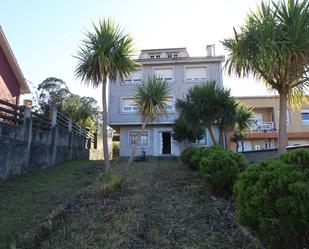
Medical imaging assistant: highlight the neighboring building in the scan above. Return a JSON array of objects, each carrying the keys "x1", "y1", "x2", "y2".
[
  {"x1": 228, "y1": 96, "x2": 309, "y2": 151},
  {"x1": 0, "y1": 26, "x2": 30, "y2": 105},
  {"x1": 108, "y1": 46, "x2": 225, "y2": 156}
]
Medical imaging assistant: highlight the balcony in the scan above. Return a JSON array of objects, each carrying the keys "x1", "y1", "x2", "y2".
[{"x1": 250, "y1": 122, "x2": 275, "y2": 131}]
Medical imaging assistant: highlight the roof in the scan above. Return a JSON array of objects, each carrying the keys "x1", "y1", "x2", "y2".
[
  {"x1": 0, "y1": 26, "x2": 30, "y2": 94},
  {"x1": 140, "y1": 47, "x2": 187, "y2": 52},
  {"x1": 136, "y1": 56, "x2": 225, "y2": 64},
  {"x1": 235, "y1": 95, "x2": 279, "y2": 99}
]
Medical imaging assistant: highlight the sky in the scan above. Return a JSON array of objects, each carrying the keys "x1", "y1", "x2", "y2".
[{"x1": 1, "y1": 0, "x2": 273, "y2": 106}]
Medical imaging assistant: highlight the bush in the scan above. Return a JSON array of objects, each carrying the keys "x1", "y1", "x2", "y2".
[
  {"x1": 180, "y1": 147, "x2": 221, "y2": 171},
  {"x1": 199, "y1": 149, "x2": 241, "y2": 196},
  {"x1": 180, "y1": 147, "x2": 197, "y2": 166},
  {"x1": 228, "y1": 151, "x2": 249, "y2": 172},
  {"x1": 234, "y1": 157, "x2": 309, "y2": 248},
  {"x1": 279, "y1": 148, "x2": 309, "y2": 168}
]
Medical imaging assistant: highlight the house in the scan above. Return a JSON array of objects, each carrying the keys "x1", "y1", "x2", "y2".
[
  {"x1": 0, "y1": 26, "x2": 30, "y2": 105},
  {"x1": 108, "y1": 46, "x2": 225, "y2": 157},
  {"x1": 227, "y1": 96, "x2": 309, "y2": 151}
]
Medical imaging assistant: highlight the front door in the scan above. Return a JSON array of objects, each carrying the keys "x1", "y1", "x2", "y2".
[{"x1": 162, "y1": 132, "x2": 171, "y2": 154}]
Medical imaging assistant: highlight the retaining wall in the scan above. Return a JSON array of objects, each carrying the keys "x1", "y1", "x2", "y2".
[
  {"x1": 0, "y1": 121, "x2": 90, "y2": 180},
  {"x1": 241, "y1": 145, "x2": 309, "y2": 163}
]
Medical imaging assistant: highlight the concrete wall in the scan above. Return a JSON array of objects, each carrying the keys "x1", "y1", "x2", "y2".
[
  {"x1": 0, "y1": 120, "x2": 91, "y2": 180},
  {"x1": 241, "y1": 145, "x2": 309, "y2": 163}
]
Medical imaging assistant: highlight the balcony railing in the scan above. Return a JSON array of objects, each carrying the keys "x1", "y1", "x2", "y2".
[{"x1": 250, "y1": 122, "x2": 275, "y2": 131}]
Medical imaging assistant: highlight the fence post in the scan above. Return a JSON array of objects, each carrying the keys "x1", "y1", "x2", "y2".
[
  {"x1": 50, "y1": 106, "x2": 58, "y2": 166},
  {"x1": 93, "y1": 131, "x2": 98, "y2": 149},
  {"x1": 68, "y1": 119, "x2": 73, "y2": 160},
  {"x1": 23, "y1": 107, "x2": 33, "y2": 172}
]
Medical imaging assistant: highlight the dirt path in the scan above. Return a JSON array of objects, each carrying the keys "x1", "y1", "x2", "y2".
[{"x1": 39, "y1": 158, "x2": 258, "y2": 249}]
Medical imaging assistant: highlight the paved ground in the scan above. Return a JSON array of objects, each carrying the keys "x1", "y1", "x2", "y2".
[{"x1": 38, "y1": 158, "x2": 259, "y2": 249}]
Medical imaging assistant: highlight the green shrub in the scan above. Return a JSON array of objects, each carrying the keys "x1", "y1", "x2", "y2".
[
  {"x1": 279, "y1": 148, "x2": 309, "y2": 168},
  {"x1": 180, "y1": 146, "x2": 222, "y2": 171},
  {"x1": 234, "y1": 158, "x2": 309, "y2": 248},
  {"x1": 180, "y1": 147, "x2": 197, "y2": 166},
  {"x1": 199, "y1": 149, "x2": 240, "y2": 196},
  {"x1": 228, "y1": 151, "x2": 249, "y2": 172}
]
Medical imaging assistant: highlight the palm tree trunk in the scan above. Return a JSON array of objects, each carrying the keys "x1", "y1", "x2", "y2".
[
  {"x1": 278, "y1": 90, "x2": 288, "y2": 154},
  {"x1": 128, "y1": 122, "x2": 146, "y2": 166},
  {"x1": 241, "y1": 140, "x2": 244, "y2": 152},
  {"x1": 207, "y1": 125, "x2": 217, "y2": 146},
  {"x1": 102, "y1": 80, "x2": 111, "y2": 170},
  {"x1": 235, "y1": 141, "x2": 239, "y2": 152}
]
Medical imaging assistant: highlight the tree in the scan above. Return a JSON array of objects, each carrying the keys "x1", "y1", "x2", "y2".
[
  {"x1": 172, "y1": 114, "x2": 204, "y2": 146},
  {"x1": 175, "y1": 81, "x2": 238, "y2": 147},
  {"x1": 222, "y1": 0, "x2": 309, "y2": 153},
  {"x1": 231, "y1": 103, "x2": 253, "y2": 152},
  {"x1": 128, "y1": 75, "x2": 170, "y2": 165},
  {"x1": 36, "y1": 77, "x2": 70, "y2": 116},
  {"x1": 35, "y1": 77, "x2": 100, "y2": 132},
  {"x1": 61, "y1": 95, "x2": 100, "y2": 132},
  {"x1": 75, "y1": 19, "x2": 138, "y2": 170}
]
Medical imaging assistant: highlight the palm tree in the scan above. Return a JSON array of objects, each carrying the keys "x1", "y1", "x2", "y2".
[
  {"x1": 75, "y1": 19, "x2": 138, "y2": 170},
  {"x1": 222, "y1": 0, "x2": 309, "y2": 153},
  {"x1": 176, "y1": 81, "x2": 237, "y2": 147},
  {"x1": 127, "y1": 75, "x2": 170, "y2": 166},
  {"x1": 231, "y1": 103, "x2": 253, "y2": 152}
]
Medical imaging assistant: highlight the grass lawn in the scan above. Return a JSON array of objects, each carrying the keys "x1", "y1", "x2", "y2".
[
  {"x1": 37, "y1": 158, "x2": 260, "y2": 249},
  {"x1": 0, "y1": 160, "x2": 104, "y2": 247}
]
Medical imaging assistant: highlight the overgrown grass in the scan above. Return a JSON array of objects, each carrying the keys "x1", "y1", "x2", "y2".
[
  {"x1": 0, "y1": 160, "x2": 103, "y2": 247},
  {"x1": 38, "y1": 158, "x2": 259, "y2": 249}
]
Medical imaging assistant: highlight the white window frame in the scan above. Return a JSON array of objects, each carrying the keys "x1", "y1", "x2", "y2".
[
  {"x1": 150, "y1": 53, "x2": 161, "y2": 59},
  {"x1": 165, "y1": 95, "x2": 176, "y2": 113},
  {"x1": 184, "y1": 65, "x2": 208, "y2": 83},
  {"x1": 121, "y1": 97, "x2": 138, "y2": 114},
  {"x1": 121, "y1": 68, "x2": 143, "y2": 85},
  {"x1": 128, "y1": 130, "x2": 150, "y2": 147},
  {"x1": 301, "y1": 109, "x2": 309, "y2": 125},
  {"x1": 152, "y1": 66, "x2": 175, "y2": 83}
]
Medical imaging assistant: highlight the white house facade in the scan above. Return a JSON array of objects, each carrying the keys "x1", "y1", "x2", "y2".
[{"x1": 108, "y1": 47, "x2": 225, "y2": 157}]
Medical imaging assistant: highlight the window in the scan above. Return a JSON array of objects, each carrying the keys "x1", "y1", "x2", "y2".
[
  {"x1": 165, "y1": 96, "x2": 175, "y2": 113},
  {"x1": 154, "y1": 68, "x2": 174, "y2": 82},
  {"x1": 122, "y1": 98, "x2": 138, "y2": 113},
  {"x1": 150, "y1": 54, "x2": 161, "y2": 59},
  {"x1": 129, "y1": 131, "x2": 149, "y2": 147},
  {"x1": 123, "y1": 70, "x2": 142, "y2": 85},
  {"x1": 185, "y1": 67, "x2": 207, "y2": 82},
  {"x1": 301, "y1": 109, "x2": 309, "y2": 125},
  {"x1": 168, "y1": 53, "x2": 178, "y2": 58}
]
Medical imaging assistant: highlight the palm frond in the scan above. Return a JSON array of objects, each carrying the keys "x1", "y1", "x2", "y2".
[{"x1": 133, "y1": 75, "x2": 171, "y2": 122}]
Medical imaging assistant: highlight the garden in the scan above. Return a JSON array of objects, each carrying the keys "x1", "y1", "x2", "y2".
[{"x1": 180, "y1": 146, "x2": 309, "y2": 248}]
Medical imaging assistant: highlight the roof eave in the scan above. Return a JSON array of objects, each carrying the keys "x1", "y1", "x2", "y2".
[{"x1": 0, "y1": 26, "x2": 30, "y2": 94}]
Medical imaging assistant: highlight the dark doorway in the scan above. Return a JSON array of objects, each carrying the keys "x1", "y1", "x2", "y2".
[{"x1": 162, "y1": 132, "x2": 171, "y2": 154}]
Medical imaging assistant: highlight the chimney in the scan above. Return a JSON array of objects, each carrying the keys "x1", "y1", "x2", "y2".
[{"x1": 206, "y1": 44, "x2": 215, "y2": 57}]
